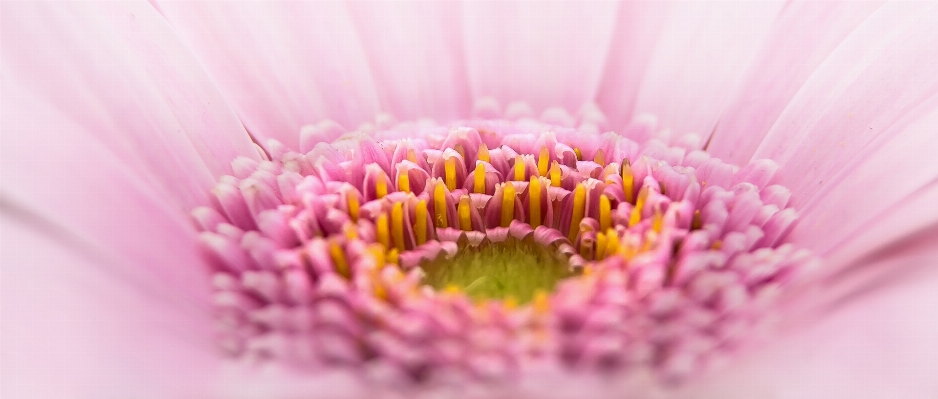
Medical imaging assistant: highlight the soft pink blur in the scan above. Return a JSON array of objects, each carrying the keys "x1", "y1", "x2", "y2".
[{"x1": 3, "y1": 1, "x2": 937, "y2": 398}]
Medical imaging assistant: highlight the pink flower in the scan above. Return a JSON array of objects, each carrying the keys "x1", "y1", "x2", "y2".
[{"x1": 3, "y1": 2, "x2": 937, "y2": 398}]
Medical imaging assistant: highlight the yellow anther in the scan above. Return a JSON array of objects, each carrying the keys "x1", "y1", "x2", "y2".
[
  {"x1": 629, "y1": 186, "x2": 649, "y2": 227},
  {"x1": 391, "y1": 202, "x2": 405, "y2": 252},
  {"x1": 605, "y1": 229, "x2": 620, "y2": 256},
  {"x1": 692, "y1": 209, "x2": 702, "y2": 230},
  {"x1": 344, "y1": 223, "x2": 358, "y2": 240},
  {"x1": 500, "y1": 183, "x2": 517, "y2": 227},
  {"x1": 376, "y1": 174, "x2": 388, "y2": 199},
  {"x1": 445, "y1": 284, "x2": 461, "y2": 294},
  {"x1": 533, "y1": 290, "x2": 550, "y2": 315},
  {"x1": 652, "y1": 207, "x2": 663, "y2": 233},
  {"x1": 347, "y1": 192, "x2": 360, "y2": 222},
  {"x1": 537, "y1": 146, "x2": 550, "y2": 177},
  {"x1": 387, "y1": 248, "x2": 400, "y2": 265},
  {"x1": 458, "y1": 195, "x2": 472, "y2": 231},
  {"x1": 582, "y1": 265, "x2": 593, "y2": 276},
  {"x1": 574, "y1": 147, "x2": 583, "y2": 161},
  {"x1": 367, "y1": 243, "x2": 386, "y2": 268},
  {"x1": 513, "y1": 154, "x2": 526, "y2": 181},
  {"x1": 397, "y1": 171, "x2": 410, "y2": 193},
  {"x1": 433, "y1": 182, "x2": 448, "y2": 228},
  {"x1": 503, "y1": 296, "x2": 519, "y2": 310},
  {"x1": 599, "y1": 194, "x2": 612, "y2": 232},
  {"x1": 444, "y1": 157, "x2": 457, "y2": 191},
  {"x1": 473, "y1": 163, "x2": 486, "y2": 194},
  {"x1": 376, "y1": 213, "x2": 390, "y2": 249},
  {"x1": 621, "y1": 159, "x2": 634, "y2": 204},
  {"x1": 595, "y1": 232, "x2": 608, "y2": 260},
  {"x1": 529, "y1": 176, "x2": 542, "y2": 228},
  {"x1": 712, "y1": 240, "x2": 723, "y2": 250},
  {"x1": 549, "y1": 161, "x2": 562, "y2": 187},
  {"x1": 329, "y1": 241, "x2": 349, "y2": 278},
  {"x1": 415, "y1": 199, "x2": 428, "y2": 245},
  {"x1": 593, "y1": 148, "x2": 605, "y2": 166},
  {"x1": 477, "y1": 144, "x2": 490, "y2": 163},
  {"x1": 568, "y1": 183, "x2": 586, "y2": 242},
  {"x1": 406, "y1": 148, "x2": 418, "y2": 163}
]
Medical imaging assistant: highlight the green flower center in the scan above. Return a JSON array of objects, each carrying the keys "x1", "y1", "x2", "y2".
[{"x1": 419, "y1": 238, "x2": 573, "y2": 304}]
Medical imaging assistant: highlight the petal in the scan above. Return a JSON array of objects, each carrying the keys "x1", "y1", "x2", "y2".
[
  {"x1": 460, "y1": 1, "x2": 619, "y2": 112},
  {"x1": 750, "y1": 2, "x2": 938, "y2": 209},
  {"x1": 671, "y1": 236, "x2": 938, "y2": 399},
  {"x1": 156, "y1": 1, "x2": 382, "y2": 149},
  {"x1": 613, "y1": 2, "x2": 786, "y2": 138},
  {"x1": 707, "y1": 2, "x2": 884, "y2": 165},
  {"x1": 346, "y1": 1, "x2": 472, "y2": 122}
]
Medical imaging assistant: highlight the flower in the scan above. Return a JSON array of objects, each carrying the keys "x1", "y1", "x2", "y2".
[{"x1": 3, "y1": 1, "x2": 937, "y2": 398}]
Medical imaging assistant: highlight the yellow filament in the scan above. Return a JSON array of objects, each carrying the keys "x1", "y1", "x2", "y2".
[
  {"x1": 605, "y1": 229, "x2": 620, "y2": 257},
  {"x1": 599, "y1": 194, "x2": 611, "y2": 232},
  {"x1": 652, "y1": 207, "x2": 663, "y2": 233},
  {"x1": 593, "y1": 148, "x2": 605, "y2": 166},
  {"x1": 537, "y1": 146, "x2": 550, "y2": 176},
  {"x1": 444, "y1": 157, "x2": 457, "y2": 191},
  {"x1": 347, "y1": 193, "x2": 360, "y2": 222},
  {"x1": 568, "y1": 184, "x2": 586, "y2": 242},
  {"x1": 397, "y1": 171, "x2": 410, "y2": 193},
  {"x1": 629, "y1": 186, "x2": 649, "y2": 227},
  {"x1": 529, "y1": 176, "x2": 542, "y2": 228},
  {"x1": 329, "y1": 242, "x2": 349, "y2": 278},
  {"x1": 477, "y1": 144, "x2": 490, "y2": 163},
  {"x1": 376, "y1": 213, "x2": 390, "y2": 249},
  {"x1": 513, "y1": 154, "x2": 525, "y2": 181},
  {"x1": 415, "y1": 200, "x2": 428, "y2": 245},
  {"x1": 406, "y1": 148, "x2": 418, "y2": 163},
  {"x1": 595, "y1": 232, "x2": 608, "y2": 260},
  {"x1": 621, "y1": 160, "x2": 634, "y2": 204},
  {"x1": 500, "y1": 183, "x2": 516, "y2": 227},
  {"x1": 391, "y1": 202, "x2": 405, "y2": 252},
  {"x1": 458, "y1": 196, "x2": 472, "y2": 231},
  {"x1": 387, "y1": 248, "x2": 399, "y2": 265},
  {"x1": 473, "y1": 164, "x2": 486, "y2": 194},
  {"x1": 574, "y1": 147, "x2": 583, "y2": 161},
  {"x1": 433, "y1": 183, "x2": 448, "y2": 228},
  {"x1": 549, "y1": 161, "x2": 562, "y2": 187},
  {"x1": 367, "y1": 243, "x2": 386, "y2": 268},
  {"x1": 376, "y1": 175, "x2": 388, "y2": 199}
]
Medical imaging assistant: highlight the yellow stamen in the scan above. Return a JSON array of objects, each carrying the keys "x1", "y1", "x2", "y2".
[
  {"x1": 533, "y1": 290, "x2": 550, "y2": 315},
  {"x1": 549, "y1": 161, "x2": 562, "y2": 187},
  {"x1": 513, "y1": 154, "x2": 525, "y2": 181},
  {"x1": 391, "y1": 202, "x2": 405, "y2": 252},
  {"x1": 621, "y1": 159, "x2": 634, "y2": 204},
  {"x1": 599, "y1": 194, "x2": 611, "y2": 232},
  {"x1": 595, "y1": 232, "x2": 608, "y2": 260},
  {"x1": 712, "y1": 240, "x2": 723, "y2": 250},
  {"x1": 574, "y1": 147, "x2": 583, "y2": 161},
  {"x1": 433, "y1": 182, "x2": 448, "y2": 228},
  {"x1": 329, "y1": 241, "x2": 349, "y2": 278},
  {"x1": 473, "y1": 163, "x2": 486, "y2": 194},
  {"x1": 458, "y1": 195, "x2": 472, "y2": 231},
  {"x1": 406, "y1": 148, "x2": 418, "y2": 163},
  {"x1": 537, "y1": 146, "x2": 550, "y2": 176},
  {"x1": 692, "y1": 209, "x2": 702, "y2": 230},
  {"x1": 500, "y1": 183, "x2": 517, "y2": 227},
  {"x1": 503, "y1": 296, "x2": 519, "y2": 310},
  {"x1": 347, "y1": 192, "x2": 360, "y2": 222},
  {"x1": 344, "y1": 223, "x2": 358, "y2": 240},
  {"x1": 445, "y1": 284, "x2": 461, "y2": 295},
  {"x1": 367, "y1": 243, "x2": 386, "y2": 268},
  {"x1": 529, "y1": 176, "x2": 542, "y2": 228},
  {"x1": 593, "y1": 148, "x2": 605, "y2": 166},
  {"x1": 629, "y1": 185, "x2": 649, "y2": 227},
  {"x1": 444, "y1": 157, "x2": 457, "y2": 191},
  {"x1": 568, "y1": 183, "x2": 586, "y2": 242},
  {"x1": 376, "y1": 174, "x2": 388, "y2": 199},
  {"x1": 387, "y1": 248, "x2": 399, "y2": 265},
  {"x1": 397, "y1": 171, "x2": 410, "y2": 193},
  {"x1": 477, "y1": 144, "x2": 490, "y2": 163},
  {"x1": 606, "y1": 229, "x2": 620, "y2": 256},
  {"x1": 652, "y1": 207, "x2": 663, "y2": 233},
  {"x1": 376, "y1": 213, "x2": 390, "y2": 249},
  {"x1": 415, "y1": 199, "x2": 428, "y2": 245}
]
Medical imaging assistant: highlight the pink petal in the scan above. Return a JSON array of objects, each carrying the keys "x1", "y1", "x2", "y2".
[
  {"x1": 155, "y1": 2, "x2": 382, "y2": 149},
  {"x1": 613, "y1": 2, "x2": 786, "y2": 139},
  {"x1": 3, "y1": 2, "x2": 257, "y2": 395},
  {"x1": 460, "y1": 1, "x2": 618, "y2": 112},
  {"x1": 707, "y1": 2, "x2": 883, "y2": 165},
  {"x1": 346, "y1": 2, "x2": 472, "y2": 123}
]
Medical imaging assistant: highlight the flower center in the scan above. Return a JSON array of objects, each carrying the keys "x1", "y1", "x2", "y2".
[{"x1": 420, "y1": 238, "x2": 573, "y2": 304}]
